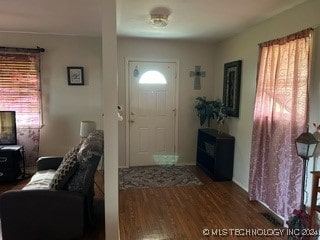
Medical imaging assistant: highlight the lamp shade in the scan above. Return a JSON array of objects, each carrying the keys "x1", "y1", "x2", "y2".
[
  {"x1": 295, "y1": 131, "x2": 318, "y2": 158},
  {"x1": 80, "y1": 121, "x2": 96, "y2": 138}
]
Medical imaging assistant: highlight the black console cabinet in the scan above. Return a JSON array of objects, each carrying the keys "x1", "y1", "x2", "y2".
[
  {"x1": 196, "y1": 129, "x2": 235, "y2": 181},
  {"x1": 0, "y1": 146, "x2": 23, "y2": 182}
]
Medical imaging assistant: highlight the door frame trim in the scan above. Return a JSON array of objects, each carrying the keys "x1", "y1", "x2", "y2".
[{"x1": 125, "y1": 58, "x2": 179, "y2": 167}]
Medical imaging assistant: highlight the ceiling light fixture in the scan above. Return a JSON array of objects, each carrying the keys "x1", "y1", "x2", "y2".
[{"x1": 150, "y1": 14, "x2": 169, "y2": 27}]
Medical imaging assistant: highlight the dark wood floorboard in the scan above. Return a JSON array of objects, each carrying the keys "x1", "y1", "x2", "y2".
[
  {"x1": 119, "y1": 166, "x2": 284, "y2": 240},
  {"x1": 1, "y1": 167, "x2": 286, "y2": 240}
]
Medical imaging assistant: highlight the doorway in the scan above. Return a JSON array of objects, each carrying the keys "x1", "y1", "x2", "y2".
[{"x1": 127, "y1": 60, "x2": 178, "y2": 166}]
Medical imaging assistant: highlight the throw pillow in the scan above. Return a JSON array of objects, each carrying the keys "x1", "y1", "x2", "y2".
[
  {"x1": 78, "y1": 130, "x2": 104, "y2": 160},
  {"x1": 65, "y1": 130, "x2": 103, "y2": 194},
  {"x1": 49, "y1": 144, "x2": 80, "y2": 190}
]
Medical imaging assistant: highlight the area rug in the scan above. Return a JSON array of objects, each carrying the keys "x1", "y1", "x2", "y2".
[{"x1": 119, "y1": 166, "x2": 203, "y2": 190}]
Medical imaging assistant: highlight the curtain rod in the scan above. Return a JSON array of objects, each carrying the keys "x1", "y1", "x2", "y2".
[
  {"x1": 258, "y1": 28, "x2": 313, "y2": 47},
  {"x1": 0, "y1": 46, "x2": 45, "y2": 53}
]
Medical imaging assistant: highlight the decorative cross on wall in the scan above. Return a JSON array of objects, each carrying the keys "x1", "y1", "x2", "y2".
[{"x1": 189, "y1": 66, "x2": 206, "y2": 90}]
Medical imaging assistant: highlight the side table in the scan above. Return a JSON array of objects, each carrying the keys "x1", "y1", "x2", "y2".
[
  {"x1": 310, "y1": 171, "x2": 320, "y2": 228},
  {"x1": 0, "y1": 145, "x2": 25, "y2": 182}
]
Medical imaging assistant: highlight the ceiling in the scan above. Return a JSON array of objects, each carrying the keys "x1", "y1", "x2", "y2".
[{"x1": 0, "y1": 0, "x2": 308, "y2": 42}]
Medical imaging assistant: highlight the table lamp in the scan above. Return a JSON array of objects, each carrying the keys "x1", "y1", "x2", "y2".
[{"x1": 80, "y1": 121, "x2": 96, "y2": 139}]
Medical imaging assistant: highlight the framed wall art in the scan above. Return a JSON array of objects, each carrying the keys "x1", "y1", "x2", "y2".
[
  {"x1": 223, "y1": 60, "x2": 242, "y2": 117},
  {"x1": 67, "y1": 66, "x2": 84, "y2": 85}
]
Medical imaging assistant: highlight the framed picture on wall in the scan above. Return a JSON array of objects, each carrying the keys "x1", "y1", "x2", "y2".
[
  {"x1": 67, "y1": 66, "x2": 84, "y2": 85},
  {"x1": 223, "y1": 60, "x2": 242, "y2": 117}
]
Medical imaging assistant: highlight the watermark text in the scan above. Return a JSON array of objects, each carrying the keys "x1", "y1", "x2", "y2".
[{"x1": 202, "y1": 228, "x2": 319, "y2": 237}]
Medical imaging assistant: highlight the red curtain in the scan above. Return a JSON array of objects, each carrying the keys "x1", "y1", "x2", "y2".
[{"x1": 249, "y1": 28, "x2": 313, "y2": 222}]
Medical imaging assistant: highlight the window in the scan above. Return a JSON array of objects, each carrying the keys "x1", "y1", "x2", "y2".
[
  {"x1": 0, "y1": 50, "x2": 42, "y2": 165},
  {"x1": 139, "y1": 70, "x2": 167, "y2": 84},
  {"x1": 0, "y1": 52, "x2": 41, "y2": 127}
]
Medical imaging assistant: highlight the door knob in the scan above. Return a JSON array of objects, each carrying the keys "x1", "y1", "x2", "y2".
[{"x1": 130, "y1": 120, "x2": 135, "y2": 123}]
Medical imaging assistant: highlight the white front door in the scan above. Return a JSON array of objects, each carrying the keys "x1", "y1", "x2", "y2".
[{"x1": 128, "y1": 60, "x2": 177, "y2": 166}]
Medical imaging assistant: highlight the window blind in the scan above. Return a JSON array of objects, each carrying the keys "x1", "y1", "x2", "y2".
[{"x1": 0, "y1": 52, "x2": 41, "y2": 128}]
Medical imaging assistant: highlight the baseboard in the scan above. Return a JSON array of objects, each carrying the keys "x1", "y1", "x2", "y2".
[
  {"x1": 118, "y1": 165, "x2": 128, "y2": 169},
  {"x1": 232, "y1": 179, "x2": 248, "y2": 192},
  {"x1": 231, "y1": 179, "x2": 284, "y2": 225},
  {"x1": 118, "y1": 163, "x2": 196, "y2": 168},
  {"x1": 175, "y1": 162, "x2": 196, "y2": 166}
]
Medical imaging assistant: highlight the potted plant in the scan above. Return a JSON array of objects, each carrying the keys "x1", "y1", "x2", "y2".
[
  {"x1": 287, "y1": 209, "x2": 310, "y2": 240},
  {"x1": 195, "y1": 96, "x2": 227, "y2": 128}
]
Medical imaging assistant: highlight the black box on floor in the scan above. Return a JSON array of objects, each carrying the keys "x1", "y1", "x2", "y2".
[{"x1": 0, "y1": 147, "x2": 22, "y2": 182}]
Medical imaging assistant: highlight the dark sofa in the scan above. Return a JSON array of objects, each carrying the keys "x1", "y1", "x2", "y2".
[{"x1": 0, "y1": 130, "x2": 104, "y2": 240}]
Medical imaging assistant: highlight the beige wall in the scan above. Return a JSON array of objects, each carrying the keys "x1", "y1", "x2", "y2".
[
  {"x1": 214, "y1": 0, "x2": 320, "y2": 193},
  {"x1": 0, "y1": 33, "x2": 103, "y2": 160},
  {"x1": 1, "y1": 2, "x2": 319, "y2": 228},
  {"x1": 117, "y1": 37, "x2": 216, "y2": 167}
]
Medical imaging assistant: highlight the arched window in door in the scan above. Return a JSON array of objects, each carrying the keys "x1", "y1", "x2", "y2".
[{"x1": 139, "y1": 70, "x2": 167, "y2": 84}]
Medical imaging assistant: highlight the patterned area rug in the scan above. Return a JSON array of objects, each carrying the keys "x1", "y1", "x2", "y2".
[{"x1": 119, "y1": 166, "x2": 203, "y2": 190}]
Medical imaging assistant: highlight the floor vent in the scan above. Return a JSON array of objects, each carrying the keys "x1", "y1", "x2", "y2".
[{"x1": 261, "y1": 212, "x2": 283, "y2": 227}]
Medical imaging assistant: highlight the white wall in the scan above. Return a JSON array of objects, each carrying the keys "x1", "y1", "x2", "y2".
[
  {"x1": 117, "y1": 37, "x2": 216, "y2": 167},
  {"x1": 214, "y1": 0, "x2": 320, "y2": 192},
  {"x1": 0, "y1": 32, "x2": 102, "y2": 164}
]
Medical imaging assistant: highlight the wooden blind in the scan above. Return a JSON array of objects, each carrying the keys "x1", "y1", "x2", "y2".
[{"x1": 0, "y1": 52, "x2": 41, "y2": 128}]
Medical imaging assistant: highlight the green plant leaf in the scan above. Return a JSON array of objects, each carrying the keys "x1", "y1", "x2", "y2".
[{"x1": 195, "y1": 96, "x2": 227, "y2": 126}]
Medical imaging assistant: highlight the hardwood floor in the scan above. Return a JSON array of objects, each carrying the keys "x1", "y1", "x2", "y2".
[
  {"x1": 119, "y1": 166, "x2": 284, "y2": 240},
  {"x1": 0, "y1": 167, "x2": 285, "y2": 240}
]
